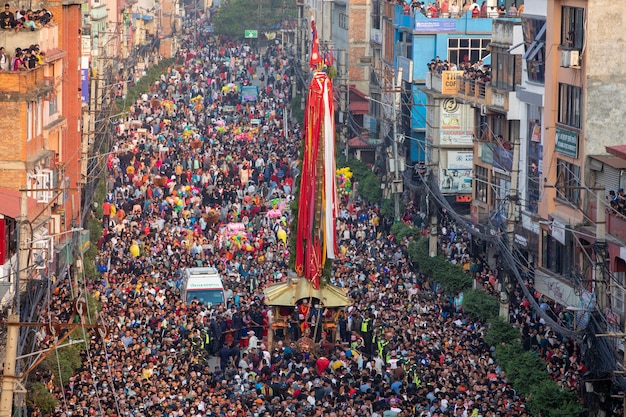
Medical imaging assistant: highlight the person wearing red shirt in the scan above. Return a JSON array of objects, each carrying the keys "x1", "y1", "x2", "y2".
[{"x1": 102, "y1": 200, "x2": 111, "y2": 228}]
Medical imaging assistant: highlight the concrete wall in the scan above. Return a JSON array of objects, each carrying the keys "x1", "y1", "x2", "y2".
[{"x1": 584, "y1": 0, "x2": 626, "y2": 155}]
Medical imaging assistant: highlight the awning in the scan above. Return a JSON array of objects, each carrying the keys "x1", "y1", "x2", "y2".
[
  {"x1": 132, "y1": 13, "x2": 154, "y2": 21},
  {"x1": 0, "y1": 187, "x2": 38, "y2": 220},
  {"x1": 606, "y1": 145, "x2": 626, "y2": 160},
  {"x1": 348, "y1": 136, "x2": 374, "y2": 149},
  {"x1": 349, "y1": 101, "x2": 369, "y2": 114},
  {"x1": 264, "y1": 277, "x2": 351, "y2": 307},
  {"x1": 591, "y1": 154, "x2": 626, "y2": 169}
]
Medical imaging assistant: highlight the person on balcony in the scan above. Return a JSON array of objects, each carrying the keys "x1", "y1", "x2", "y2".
[
  {"x1": 0, "y1": 47, "x2": 7, "y2": 71},
  {"x1": 0, "y1": 3, "x2": 14, "y2": 29},
  {"x1": 24, "y1": 48, "x2": 37, "y2": 69},
  {"x1": 11, "y1": 48, "x2": 25, "y2": 71}
]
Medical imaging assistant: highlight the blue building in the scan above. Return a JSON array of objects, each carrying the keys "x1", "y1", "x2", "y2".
[{"x1": 392, "y1": 9, "x2": 494, "y2": 166}]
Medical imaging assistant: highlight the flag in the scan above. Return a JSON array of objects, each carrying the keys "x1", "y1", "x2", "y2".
[
  {"x1": 309, "y1": 20, "x2": 321, "y2": 69},
  {"x1": 294, "y1": 71, "x2": 338, "y2": 289}
]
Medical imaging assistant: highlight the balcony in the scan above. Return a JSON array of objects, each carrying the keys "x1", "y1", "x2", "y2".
[
  {"x1": 588, "y1": 200, "x2": 626, "y2": 243},
  {"x1": 394, "y1": 5, "x2": 494, "y2": 33},
  {"x1": 457, "y1": 78, "x2": 487, "y2": 104},
  {"x1": 0, "y1": 25, "x2": 59, "y2": 57},
  {"x1": 0, "y1": 65, "x2": 53, "y2": 101}
]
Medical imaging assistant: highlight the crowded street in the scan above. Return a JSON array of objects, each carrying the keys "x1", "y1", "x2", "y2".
[{"x1": 28, "y1": 13, "x2": 587, "y2": 417}]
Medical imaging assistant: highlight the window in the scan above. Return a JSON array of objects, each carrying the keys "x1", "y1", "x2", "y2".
[
  {"x1": 522, "y1": 17, "x2": 546, "y2": 83},
  {"x1": 49, "y1": 95, "x2": 58, "y2": 116},
  {"x1": 542, "y1": 233, "x2": 563, "y2": 274},
  {"x1": 372, "y1": 0, "x2": 381, "y2": 30},
  {"x1": 338, "y1": 13, "x2": 348, "y2": 30},
  {"x1": 612, "y1": 271, "x2": 625, "y2": 317},
  {"x1": 561, "y1": 6, "x2": 584, "y2": 51},
  {"x1": 558, "y1": 83, "x2": 582, "y2": 129},
  {"x1": 492, "y1": 50, "x2": 515, "y2": 91},
  {"x1": 475, "y1": 165, "x2": 488, "y2": 203},
  {"x1": 447, "y1": 38, "x2": 491, "y2": 66},
  {"x1": 556, "y1": 159, "x2": 581, "y2": 206},
  {"x1": 526, "y1": 105, "x2": 542, "y2": 214},
  {"x1": 27, "y1": 102, "x2": 33, "y2": 141},
  {"x1": 36, "y1": 100, "x2": 42, "y2": 136},
  {"x1": 27, "y1": 169, "x2": 54, "y2": 203}
]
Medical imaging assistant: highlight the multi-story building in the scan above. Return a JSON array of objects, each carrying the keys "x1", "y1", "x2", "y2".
[
  {"x1": 388, "y1": 8, "x2": 494, "y2": 214},
  {"x1": 529, "y1": 0, "x2": 626, "y2": 332},
  {"x1": 0, "y1": 0, "x2": 85, "y2": 306}
]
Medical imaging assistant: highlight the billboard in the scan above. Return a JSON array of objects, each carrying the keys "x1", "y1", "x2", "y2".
[
  {"x1": 440, "y1": 98, "x2": 474, "y2": 146},
  {"x1": 440, "y1": 168, "x2": 472, "y2": 194},
  {"x1": 447, "y1": 150, "x2": 473, "y2": 170},
  {"x1": 441, "y1": 71, "x2": 464, "y2": 95},
  {"x1": 414, "y1": 19, "x2": 457, "y2": 32}
]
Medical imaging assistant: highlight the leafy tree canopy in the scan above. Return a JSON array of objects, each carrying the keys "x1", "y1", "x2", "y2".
[{"x1": 213, "y1": 0, "x2": 297, "y2": 39}]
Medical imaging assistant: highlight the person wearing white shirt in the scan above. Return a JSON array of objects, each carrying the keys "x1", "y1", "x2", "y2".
[{"x1": 247, "y1": 331, "x2": 258, "y2": 351}]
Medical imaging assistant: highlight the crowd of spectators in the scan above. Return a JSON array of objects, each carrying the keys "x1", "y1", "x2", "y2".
[
  {"x1": 24, "y1": 12, "x2": 578, "y2": 417},
  {"x1": 434, "y1": 212, "x2": 587, "y2": 397},
  {"x1": 607, "y1": 189, "x2": 626, "y2": 216},
  {"x1": 0, "y1": 3, "x2": 53, "y2": 30},
  {"x1": 427, "y1": 57, "x2": 491, "y2": 85},
  {"x1": 392, "y1": 0, "x2": 522, "y2": 19}
]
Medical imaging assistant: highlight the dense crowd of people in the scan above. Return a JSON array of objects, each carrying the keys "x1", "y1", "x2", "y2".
[{"x1": 27, "y1": 12, "x2": 584, "y2": 417}]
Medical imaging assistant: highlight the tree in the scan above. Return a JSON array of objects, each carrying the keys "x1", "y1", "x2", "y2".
[{"x1": 213, "y1": 0, "x2": 297, "y2": 39}]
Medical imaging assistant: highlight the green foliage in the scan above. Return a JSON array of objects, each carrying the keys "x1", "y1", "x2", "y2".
[
  {"x1": 335, "y1": 157, "x2": 382, "y2": 204},
  {"x1": 290, "y1": 94, "x2": 304, "y2": 125},
  {"x1": 43, "y1": 344, "x2": 83, "y2": 388},
  {"x1": 462, "y1": 288, "x2": 499, "y2": 320},
  {"x1": 402, "y1": 230, "x2": 582, "y2": 417},
  {"x1": 84, "y1": 179, "x2": 106, "y2": 281},
  {"x1": 115, "y1": 58, "x2": 175, "y2": 112},
  {"x1": 485, "y1": 316, "x2": 520, "y2": 346},
  {"x1": 390, "y1": 222, "x2": 421, "y2": 241},
  {"x1": 26, "y1": 382, "x2": 57, "y2": 414},
  {"x1": 408, "y1": 238, "x2": 471, "y2": 293},
  {"x1": 527, "y1": 380, "x2": 584, "y2": 417},
  {"x1": 494, "y1": 344, "x2": 583, "y2": 416},
  {"x1": 497, "y1": 344, "x2": 548, "y2": 395},
  {"x1": 213, "y1": 0, "x2": 297, "y2": 39}
]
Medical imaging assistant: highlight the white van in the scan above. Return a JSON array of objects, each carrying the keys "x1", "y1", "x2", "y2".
[{"x1": 181, "y1": 267, "x2": 226, "y2": 307}]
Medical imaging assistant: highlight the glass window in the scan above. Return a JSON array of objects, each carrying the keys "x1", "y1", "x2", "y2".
[
  {"x1": 558, "y1": 83, "x2": 582, "y2": 129},
  {"x1": 526, "y1": 105, "x2": 542, "y2": 214},
  {"x1": 475, "y1": 165, "x2": 489, "y2": 203},
  {"x1": 522, "y1": 17, "x2": 546, "y2": 84},
  {"x1": 448, "y1": 38, "x2": 491, "y2": 66},
  {"x1": 556, "y1": 159, "x2": 581, "y2": 206},
  {"x1": 186, "y1": 289, "x2": 225, "y2": 306},
  {"x1": 561, "y1": 6, "x2": 585, "y2": 51}
]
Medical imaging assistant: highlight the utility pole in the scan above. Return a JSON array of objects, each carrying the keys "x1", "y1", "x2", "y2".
[
  {"x1": 501, "y1": 132, "x2": 520, "y2": 318},
  {"x1": 391, "y1": 68, "x2": 403, "y2": 222},
  {"x1": 595, "y1": 187, "x2": 606, "y2": 312},
  {"x1": 338, "y1": 49, "x2": 348, "y2": 160}
]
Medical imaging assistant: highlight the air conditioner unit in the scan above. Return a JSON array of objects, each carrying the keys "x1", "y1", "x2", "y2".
[{"x1": 560, "y1": 50, "x2": 580, "y2": 68}]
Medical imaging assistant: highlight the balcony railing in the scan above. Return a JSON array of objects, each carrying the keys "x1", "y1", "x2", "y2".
[
  {"x1": 457, "y1": 78, "x2": 486, "y2": 102},
  {"x1": 0, "y1": 65, "x2": 52, "y2": 99}
]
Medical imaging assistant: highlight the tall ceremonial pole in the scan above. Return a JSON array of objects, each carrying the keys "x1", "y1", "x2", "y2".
[{"x1": 294, "y1": 17, "x2": 338, "y2": 289}]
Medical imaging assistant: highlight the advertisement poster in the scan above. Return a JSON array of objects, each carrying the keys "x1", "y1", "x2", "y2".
[
  {"x1": 440, "y1": 168, "x2": 473, "y2": 194},
  {"x1": 440, "y1": 98, "x2": 474, "y2": 146}
]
